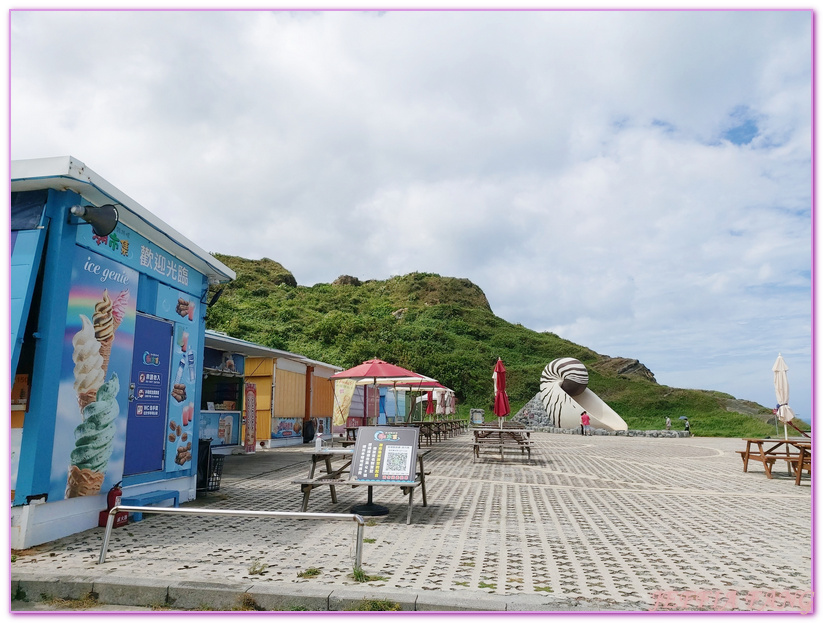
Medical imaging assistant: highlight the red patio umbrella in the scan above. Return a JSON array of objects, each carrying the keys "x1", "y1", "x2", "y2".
[
  {"x1": 393, "y1": 380, "x2": 450, "y2": 390},
  {"x1": 331, "y1": 359, "x2": 433, "y2": 426},
  {"x1": 393, "y1": 380, "x2": 452, "y2": 422},
  {"x1": 330, "y1": 358, "x2": 431, "y2": 385},
  {"x1": 493, "y1": 357, "x2": 510, "y2": 428}
]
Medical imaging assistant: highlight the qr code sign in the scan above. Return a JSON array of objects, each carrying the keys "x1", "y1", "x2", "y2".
[{"x1": 381, "y1": 445, "x2": 413, "y2": 476}]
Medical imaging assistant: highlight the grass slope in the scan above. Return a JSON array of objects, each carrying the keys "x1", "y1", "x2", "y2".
[{"x1": 206, "y1": 254, "x2": 801, "y2": 438}]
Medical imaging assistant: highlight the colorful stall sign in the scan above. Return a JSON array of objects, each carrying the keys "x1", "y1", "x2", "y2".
[
  {"x1": 271, "y1": 417, "x2": 303, "y2": 439},
  {"x1": 315, "y1": 417, "x2": 331, "y2": 437},
  {"x1": 332, "y1": 378, "x2": 357, "y2": 426},
  {"x1": 156, "y1": 284, "x2": 201, "y2": 472},
  {"x1": 351, "y1": 427, "x2": 420, "y2": 483},
  {"x1": 76, "y1": 220, "x2": 201, "y2": 296},
  {"x1": 244, "y1": 383, "x2": 257, "y2": 453},
  {"x1": 49, "y1": 246, "x2": 138, "y2": 500},
  {"x1": 200, "y1": 411, "x2": 240, "y2": 447}
]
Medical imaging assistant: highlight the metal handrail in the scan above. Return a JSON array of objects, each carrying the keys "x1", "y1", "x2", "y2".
[{"x1": 99, "y1": 505, "x2": 366, "y2": 567}]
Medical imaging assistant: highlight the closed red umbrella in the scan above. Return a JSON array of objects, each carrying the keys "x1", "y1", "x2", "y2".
[
  {"x1": 425, "y1": 391, "x2": 435, "y2": 417},
  {"x1": 493, "y1": 357, "x2": 510, "y2": 428}
]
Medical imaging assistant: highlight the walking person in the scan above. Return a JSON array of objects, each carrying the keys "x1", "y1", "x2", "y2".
[
  {"x1": 684, "y1": 417, "x2": 691, "y2": 436},
  {"x1": 665, "y1": 416, "x2": 671, "y2": 431},
  {"x1": 581, "y1": 411, "x2": 591, "y2": 436}
]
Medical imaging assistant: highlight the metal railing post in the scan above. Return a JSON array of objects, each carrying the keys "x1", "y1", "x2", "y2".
[
  {"x1": 98, "y1": 506, "x2": 366, "y2": 568},
  {"x1": 98, "y1": 510, "x2": 117, "y2": 564},
  {"x1": 355, "y1": 520, "x2": 364, "y2": 568}
]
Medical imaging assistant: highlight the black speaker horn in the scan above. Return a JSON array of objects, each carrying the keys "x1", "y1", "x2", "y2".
[{"x1": 70, "y1": 204, "x2": 119, "y2": 237}]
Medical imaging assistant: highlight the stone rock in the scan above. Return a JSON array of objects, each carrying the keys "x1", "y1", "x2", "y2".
[
  {"x1": 593, "y1": 356, "x2": 657, "y2": 383},
  {"x1": 332, "y1": 275, "x2": 361, "y2": 286}
]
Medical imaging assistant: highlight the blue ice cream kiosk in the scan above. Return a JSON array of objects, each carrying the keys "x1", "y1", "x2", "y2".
[{"x1": 10, "y1": 156, "x2": 235, "y2": 548}]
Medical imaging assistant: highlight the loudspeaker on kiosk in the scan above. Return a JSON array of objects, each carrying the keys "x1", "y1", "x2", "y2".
[{"x1": 98, "y1": 480, "x2": 128, "y2": 528}]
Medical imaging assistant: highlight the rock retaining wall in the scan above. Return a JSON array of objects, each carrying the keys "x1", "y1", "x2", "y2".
[
  {"x1": 531, "y1": 425, "x2": 689, "y2": 438},
  {"x1": 512, "y1": 393, "x2": 690, "y2": 437}
]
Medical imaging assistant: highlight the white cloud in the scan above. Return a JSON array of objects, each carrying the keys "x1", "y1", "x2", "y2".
[{"x1": 11, "y1": 9, "x2": 812, "y2": 418}]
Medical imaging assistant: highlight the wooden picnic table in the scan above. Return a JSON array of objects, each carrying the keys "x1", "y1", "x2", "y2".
[
  {"x1": 475, "y1": 421, "x2": 527, "y2": 430},
  {"x1": 293, "y1": 448, "x2": 431, "y2": 524},
  {"x1": 408, "y1": 419, "x2": 468, "y2": 443},
  {"x1": 737, "y1": 438, "x2": 811, "y2": 483},
  {"x1": 471, "y1": 427, "x2": 533, "y2": 464},
  {"x1": 793, "y1": 444, "x2": 812, "y2": 485},
  {"x1": 403, "y1": 421, "x2": 441, "y2": 446}
]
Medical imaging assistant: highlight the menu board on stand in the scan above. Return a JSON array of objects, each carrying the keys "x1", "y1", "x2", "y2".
[{"x1": 351, "y1": 426, "x2": 420, "y2": 483}]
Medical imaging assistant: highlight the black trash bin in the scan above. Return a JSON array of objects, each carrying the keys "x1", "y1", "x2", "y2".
[
  {"x1": 205, "y1": 454, "x2": 224, "y2": 492},
  {"x1": 302, "y1": 418, "x2": 315, "y2": 444},
  {"x1": 197, "y1": 439, "x2": 223, "y2": 492}
]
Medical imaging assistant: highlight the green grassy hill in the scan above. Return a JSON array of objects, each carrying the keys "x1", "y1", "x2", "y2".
[{"x1": 205, "y1": 254, "x2": 804, "y2": 438}]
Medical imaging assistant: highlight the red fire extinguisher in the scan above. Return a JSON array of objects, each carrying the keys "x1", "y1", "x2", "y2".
[{"x1": 98, "y1": 480, "x2": 128, "y2": 528}]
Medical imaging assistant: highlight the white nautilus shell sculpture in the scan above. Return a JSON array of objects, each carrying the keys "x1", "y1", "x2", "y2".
[{"x1": 539, "y1": 358, "x2": 628, "y2": 431}]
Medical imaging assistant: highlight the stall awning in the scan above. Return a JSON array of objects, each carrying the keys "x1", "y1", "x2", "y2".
[{"x1": 204, "y1": 330, "x2": 342, "y2": 372}]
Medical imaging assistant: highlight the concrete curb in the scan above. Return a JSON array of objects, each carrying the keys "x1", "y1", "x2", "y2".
[
  {"x1": 95, "y1": 576, "x2": 170, "y2": 608},
  {"x1": 166, "y1": 580, "x2": 254, "y2": 610},
  {"x1": 247, "y1": 583, "x2": 333, "y2": 611},
  {"x1": 12, "y1": 572, "x2": 633, "y2": 612}
]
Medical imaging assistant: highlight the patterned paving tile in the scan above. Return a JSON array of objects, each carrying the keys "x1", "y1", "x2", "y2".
[{"x1": 11, "y1": 433, "x2": 811, "y2": 611}]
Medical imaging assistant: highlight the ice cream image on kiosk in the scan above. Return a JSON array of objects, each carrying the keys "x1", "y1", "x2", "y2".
[
  {"x1": 66, "y1": 374, "x2": 120, "y2": 497},
  {"x1": 65, "y1": 287, "x2": 131, "y2": 497}
]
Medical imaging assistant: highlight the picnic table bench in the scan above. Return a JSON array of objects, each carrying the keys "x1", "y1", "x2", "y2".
[
  {"x1": 292, "y1": 448, "x2": 431, "y2": 524},
  {"x1": 471, "y1": 427, "x2": 534, "y2": 464},
  {"x1": 737, "y1": 438, "x2": 812, "y2": 484}
]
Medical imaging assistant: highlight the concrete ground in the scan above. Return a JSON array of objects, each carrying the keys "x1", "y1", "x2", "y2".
[{"x1": 10, "y1": 431, "x2": 812, "y2": 613}]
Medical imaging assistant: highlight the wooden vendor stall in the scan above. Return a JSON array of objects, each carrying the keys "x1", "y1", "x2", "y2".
[{"x1": 205, "y1": 331, "x2": 340, "y2": 449}]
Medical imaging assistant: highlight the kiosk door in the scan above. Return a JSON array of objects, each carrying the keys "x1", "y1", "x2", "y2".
[{"x1": 123, "y1": 313, "x2": 173, "y2": 475}]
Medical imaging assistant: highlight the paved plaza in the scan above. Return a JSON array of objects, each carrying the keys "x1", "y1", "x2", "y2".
[{"x1": 10, "y1": 431, "x2": 813, "y2": 612}]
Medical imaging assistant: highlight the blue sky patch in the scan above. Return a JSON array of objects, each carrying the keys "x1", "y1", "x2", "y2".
[{"x1": 724, "y1": 118, "x2": 759, "y2": 145}]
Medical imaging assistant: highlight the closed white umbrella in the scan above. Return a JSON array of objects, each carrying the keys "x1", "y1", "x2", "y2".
[{"x1": 772, "y1": 354, "x2": 796, "y2": 440}]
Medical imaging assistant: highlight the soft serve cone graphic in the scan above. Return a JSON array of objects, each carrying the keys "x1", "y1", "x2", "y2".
[
  {"x1": 72, "y1": 315, "x2": 105, "y2": 413},
  {"x1": 93, "y1": 290, "x2": 116, "y2": 377},
  {"x1": 65, "y1": 373, "x2": 120, "y2": 498}
]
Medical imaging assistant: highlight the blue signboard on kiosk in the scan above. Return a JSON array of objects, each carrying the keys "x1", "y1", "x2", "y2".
[{"x1": 123, "y1": 314, "x2": 173, "y2": 475}]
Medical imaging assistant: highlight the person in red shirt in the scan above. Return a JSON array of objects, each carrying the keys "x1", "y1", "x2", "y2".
[{"x1": 581, "y1": 411, "x2": 591, "y2": 436}]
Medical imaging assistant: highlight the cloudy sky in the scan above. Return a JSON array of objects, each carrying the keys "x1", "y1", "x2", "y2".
[{"x1": 10, "y1": 8, "x2": 813, "y2": 421}]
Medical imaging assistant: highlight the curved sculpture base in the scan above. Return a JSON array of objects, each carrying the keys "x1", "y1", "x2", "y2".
[{"x1": 572, "y1": 388, "x2": 628, "y2": 431}]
